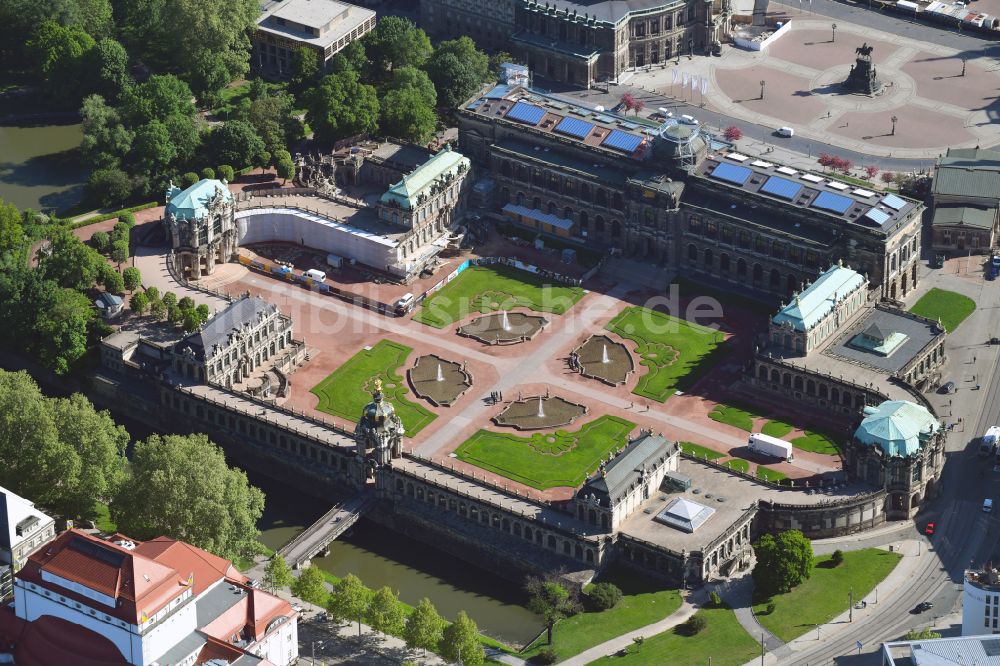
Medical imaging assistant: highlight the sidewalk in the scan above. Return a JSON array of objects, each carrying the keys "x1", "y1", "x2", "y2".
[{"x1": 741, "y1": 539, "x2": 925, "y2": 665}]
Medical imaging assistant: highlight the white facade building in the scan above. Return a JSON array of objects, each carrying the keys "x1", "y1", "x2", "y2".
[
  {"x1": 0, "y1": 486, "x2": 55, "y2": 598},
  {"x1": 964, "y1": 568, "x2": 1000, "y2": 636}
]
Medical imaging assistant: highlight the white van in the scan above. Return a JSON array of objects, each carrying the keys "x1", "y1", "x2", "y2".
[
  {"x1": 679, "y1": 114, "x2": 699, "y2": 125},
  {"x1": 777, "y1": 126, "x2": 795, "y2": 138},
  {"x1": 394, "y1": 293, "x2": 415, "y2": 315},
  {"x1": 985, "y1": 498, "x2": 994, "y2": 513},
  {"x1": 303, "y1": 269, "x2": 326, "y2": 282}
]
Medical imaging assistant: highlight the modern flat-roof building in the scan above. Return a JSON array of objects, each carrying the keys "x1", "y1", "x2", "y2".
[
  {"x1": 883, "y1": 634, "x2": 1000, "y2": 665},
  {"x1": 457, "y1": 83, "x2": 923, "y2": 302},
  {"x1": 253, "y1": 0, "x2": 376, "y2": 77},
  {"x1": 0, "y1": 487, "x2": 55, "y2": 599},
  {"x1": 9, "y1": 529, "x2": 297, "y2": 666},
  {"x1": 964, "y1": 568, "x2": 1000, "y2": 636},
  {"x1": 930, "y1": 147, "x2": 1000, "y2": 254}
]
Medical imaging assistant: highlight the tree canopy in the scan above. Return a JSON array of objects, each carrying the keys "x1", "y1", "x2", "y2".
[
  {"x1": 305, "y1": 70, "x2": 379, "y2": 144},
  {"x1": 526, "y1": 578, "x2": 580, "y2": 645},
  {"x1": 208, "y1": 120, "x2": 266, "y2": 169},
  {"x1": 404, "y1": 598, "x2": 445, "y2": 655},
  {"x1": 367, "y1": 586, "x2": 405, "y2": 637},
  {"x1": 427, "y1": 37, "x2": 490, "y2": 109},
  {"x1": 111, "y1": 433, "x2": 265, "y2": 561},
  {"x1": 362, "y1": 17, "x2": 432, "y2": 79},
  {"x1": 753, "y1": 530, "x2": 814, "y2": 596},
  {"x1": 381, "y1": 87, "x2": 436, "y2": 144},
  {"x1": 440, "y1": 611, "x2": 484, "y2": 665},
  {"x1": 291, "y1": 564, "x2": 328, "y2": 606},
  {"x1": 262, "y1": 554, "x2": 294, "y2": 594},
  {"x1": 328, "y1": 573, "x2": 370, "y2": 634}
]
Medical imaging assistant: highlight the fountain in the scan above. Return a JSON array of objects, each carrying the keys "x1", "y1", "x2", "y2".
[
  {"x1": 601, "y1": 344, "x2": 610, "y2": 364},
  {"x1": 537, "y1": 396, "x2": 545, "y2": 418},
  {"x1": 436, "y1": 363, "x2": 445, "y2": 382},
  {"x1": 500, "y1": 310, "x2": 511, "y2": 332}
]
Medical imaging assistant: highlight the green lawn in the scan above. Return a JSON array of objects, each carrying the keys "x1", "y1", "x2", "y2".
[
  {"x1": 756, "y1": 466, "x2": 788, "y2": 482},
  {"x1": 589, "y1": 606, "x2": 760, "y2": 666},
  {"x1": 413, "y1": 265, "x2": 585, "y2": 328},
  {"x1": 753, "y1": 549, "x2": 902, "y2": 642},
  {"x1": 791, "y1": 431, "x2": 840, "y2": 456},
  {"x1": 92, "y1": 501, "x2": 117, "y2": 533},
  {"x1": 680, "y1": 441, "x2": 725, "y2": 460},
  {"x1": 454, "y1": 416, "x2": 636, "y2": 489},
  {"x1": 726, "y1": 459, "x2": 749, "y2": 473},
  {"x1": 761, "y1": 420, "x2": 793, "y2": 438},
  {"x1": 909, "y1": 287, "x2": 976, "y2": 332},
  {"x1": 709, "y1": 404, "x2": 756, "y2": 431},
  {"x1": 521, "y1": 568, "x2": 682, "y2": 662},
  {"x1": 606, "y1": 306, "x2": 726, "y2": 402},
  {"x1": 310, "y1": 339, "x2": 436, "y2": 435}
]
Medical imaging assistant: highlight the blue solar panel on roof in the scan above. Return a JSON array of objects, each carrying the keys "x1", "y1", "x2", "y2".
[
  {"x1": 760, "y1": 176, "x2": 802, "y2": 200},
  {"x1": 555, "y1": 116, "x2": 595, "y2": 139},
  {"x1": 710, "y1": 162, "x2": 752, "y2": 186},
  {"x1": 506, "y1": 101, "x2": 545, "y2": 125},
  {"x1": 602, "y1": 130, "x2": 643, "y2": 153},
  {"x1": 864, "y1": 208, "x2": 891, "y2": 225},
  {"x1": 882, "y1": 193, "x2": 906, "y2": 211},
  {"x1": 484, "y1": 84, "x2": 510, "y2": 99},
  {"x1": 466, "y1": 99, "x2": 484, "y2": 110},
  {"x1": 812, "y1": 191, "x2": 853, "y2": 215}
]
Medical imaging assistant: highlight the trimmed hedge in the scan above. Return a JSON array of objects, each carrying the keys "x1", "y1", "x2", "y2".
[{"x1": 66, "y1": 202, "x2": 159, "y2": 230}]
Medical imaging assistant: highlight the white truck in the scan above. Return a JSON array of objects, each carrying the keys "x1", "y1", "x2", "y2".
[
  {"x1": 748, "y1": 433, "x2": 794, "y2": 462},
  {"x1": 982, "y1": 426, "x2": 1000, "y2": 456}
]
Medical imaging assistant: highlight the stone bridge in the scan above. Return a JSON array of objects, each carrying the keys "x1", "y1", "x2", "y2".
[{"x1": 278, "y1": 493, "x2": 376, "y2": 568}]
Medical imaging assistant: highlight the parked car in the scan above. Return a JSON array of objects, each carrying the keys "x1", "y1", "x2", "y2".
[
  {"x1": 912, "y1": 601, "x2": 933, "y2": 614},
  {"x1": 938, "y1": 381, "x2": 955, "y2": 394},
  {"x1": 776, "y1": 126, "x2": 795, "y2": 137},
  {"x1": 985, "y1": 498, "x2": 994, "y2": 513}
]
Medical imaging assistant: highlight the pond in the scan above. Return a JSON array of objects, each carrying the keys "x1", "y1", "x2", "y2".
[{"x1": 0, "y1": 122, "x2": 88, "y2": 213}]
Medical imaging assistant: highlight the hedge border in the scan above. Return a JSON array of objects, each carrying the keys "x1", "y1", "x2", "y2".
[{"x1": 64, "y1": 201, "x2": 159, "y2": 229}]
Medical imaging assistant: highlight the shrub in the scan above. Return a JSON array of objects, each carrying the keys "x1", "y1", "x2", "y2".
[
  {"x1": 111, "y1": 221, "x2": 130, "y2": 244},
  {"x1": 587, "y1": 582, "x2": 623, "y2": 611},
  {"x1": 677, "y1": 614, "x2": 707, "y2": 636},
  {"x1": 200, "y1": 167, "x2": 216, "y2": 180},
  {"x1": 217, "y1": 164, "x2": 235, "y2": 182},
  {"x1": 91, "y1": 231, "x2": 110, "y2": 253},
  {"x1": 145, "y1": 286, "x2": 160, "y2": 303},
  {"x1": 765, "y1": 602, "x2": 776, "y2": 615},
  {"x1": 162, "y1": 292, "x2": 177, "y2": 308},
  {"x1": 709, "y1": 591, "x2": 722, "y2": 608},
  {"x1": 532, "y1": 648, "x2": 558, "y2": 665},
  {"x1": 830, "y1": 549, "x2": 844, "y2": 567},
  {"x1": 118, "y1": 210, "x2": 136, "y2": 227},
  {"x1": 881, "y1": 171, "x2": 896, "y2": 184},
  {"x1": 122, "y1": 267, "x2": 142, "y2": 292},
  {"x1": 723, "y1": 126, "x2": 743, "y2": 141},
  {"x1": 180, "y1": 172, "x2": 199, "y2": 188}
]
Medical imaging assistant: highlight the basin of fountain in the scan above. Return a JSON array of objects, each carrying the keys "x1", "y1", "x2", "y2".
[
  {"x1": 571, "y1": 334, "x2": 634, "y2": 385},
  {"x1": 456, "y1": 311, "x2": 547, "y2": 345},
  {"x1": 408, "y1": 355, "x2": 473, "y2": 407},
  {"x1": 493, "y1": 395, "x2": 588, "y2": 430}
]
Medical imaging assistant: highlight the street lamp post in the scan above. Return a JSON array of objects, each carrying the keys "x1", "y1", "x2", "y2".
[
  {"x1": 759, "y1": 80, "x2": 766, "y2": 100},
  {"x1": 849, "y1": 587, "x2": 854, "y2": 622},
  {"x1": 961, "y1": 58, "x2": 967, "y2": 77},
  {"x1": 832, "y1": 23, "x2": 838, "y2": 43},
  {"x1": 891, "y1": 115, "x2": 898, "y2": 135}
]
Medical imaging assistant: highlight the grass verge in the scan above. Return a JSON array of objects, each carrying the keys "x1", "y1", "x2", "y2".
[
  {"x1": 761, "y1": 420, "x2": 793, "y2": 438},
  {"x1": 909, "y1": 287, "x2": 975, "y2": 332},
  {"x1": 709, "y1": 404, "x2": 756, "y2": 431},
  {"x1": 680, "y1": 441, "x2": 725, "y2": 460},
  {"x1": 790, "y1": 431, "x2": 840, "y2": 456}
]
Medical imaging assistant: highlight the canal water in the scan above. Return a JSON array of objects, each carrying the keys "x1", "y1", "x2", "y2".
[
  {"x1": 250, "y1": 471, "x2": 543, "y2": 647},
  {"x1": 0, "y1": 123, "x2": 88, "y2": 213}
]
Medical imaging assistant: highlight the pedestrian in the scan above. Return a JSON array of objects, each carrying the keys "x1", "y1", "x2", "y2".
[{"x1": 499, "y1": 391, "x2": 503, "y2": 401}]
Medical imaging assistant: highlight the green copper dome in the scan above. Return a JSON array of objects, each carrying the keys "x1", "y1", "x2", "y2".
[{"x1": 854, "y1": 400, "x2": 939, "y2": 457}]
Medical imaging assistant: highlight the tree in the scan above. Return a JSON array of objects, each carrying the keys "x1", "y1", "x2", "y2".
[
  {"x1": 91, "y1": 230, "x2": 110, "y2": 253},
  {"x1": 404, "y1": 598, "x2": 445, "y2": 655},
  {"x1": 180, "y1": 172, "x2": 199, "y2": 188},
  {"x1": 864, "y1": 165, "x2": 880, "y2": 181},
  {"x1": 305, "y1": 70, "x2": 380, "y2": 144},
  {"x1": 328, "y1": 573, "x2": 370, "y2": 635},
  {"x1": 111, "y1": 221, "x2": 129, "y2": 244},
  {"x1": 367, "y1": 586, "x2": 405, "y2": 637},
  {"x1": 111, "y1": 433, "x2": 265, "y2": 561},
  {"x1": 262, "y1": 554, "x2": 294, "y2": 594},
  {"x1": 200, "y1": 167, "x2": 215, "y2": 181},
  {"x1": 103, "y1": 269, "x2": 125, "y2": 295},
  {"x1": 274, "y1": 149, "x2": 296, "y2": 184},
  {"x1": 620, "y1": 93, "x2": 638, "y2": 114},
  {"x1": 830, "y1": 549, "x2": 844, "y2": 567},
  {"x1": 427, "y1": 52, "x2": 481, "y2": 109},
  {"x1": 432, "y1": 36, "x2": 489, "y2": 81},
  {"x1": 187, "y1": 48, "x2": 231, "y2": 107},
  {"x1": 362, "y1": 16, "x2": 432, "y2": 79},
  {"x1": 122, "y1": 74, "x2": 196, "y2": 126},
  {"x1": 247, "y1": 92, "x2": 304, "y2": 156},
  {"x1": 161, "y1": 291, "x2": 177, "y2": 308},
  {"x1": 86, "y1": 37, "x2": 132, "y2": 102},
  {"x1": 87, "y1": 167, "x2": 132, "y2": 207},
  {"x1": 881, "y1": 171, "x2": 896, "y2": 184},
  {"x1": 80, "y1": 94, "x2": 133, "y2": 170},
  {"x1": 195, "y1": 303, "x2": 210, "y2": 323},
  {"x1": 39, "y1": 229, "x2": 104, "y2": 291},
  {"x1": 163, "y1": 113, "x2": 203, "y2": 167},
  {"x1": 27, "y1": 21, "x2": 95, "y2": 103},
  {"x1": 181, "y1": 309, "x2": 200, "y2": 332},
  {"x1": 752, "y1": 530, "x2": 813, "y2": 596},
  {"x1": 167, "y1": 304, "x2": 183, "y2": 324},
  {"x1": 133, "y1": 119, "x2": 176, "y2": 178},
  {"x1": 48, "y1": 392, "x2": 128, "y2": 518},
  {"x1": 678, "y1": 614, "x2": 707, "y2": 636},
  {"x1": 217, "y1": 165, "x2": 235, "y2": 182},
  {"x1": 291, "y1": 564, "x2": 328, "y2": 606},
  {"x1": 905, "y1": 628, "x2": 942, "y2": 640},
  {"x1": 527, "y1": 578, "x2": 579, "y2": 645},
  {"x1": 130, "y1": 290, "x2": 149, "y2": 314},
  {"x1": 209, "y1": 120, "x2": 266, "y2": 169},
  {"x1": 289, "y1": 47, "x2": 321, "y2": 98},
  {"x1": 723, "y1": 125, "x2": 743, "y2": 141},
  {"x1": 149, "y1": 298, "x2": 166, "y2": 319},
  {"x1": 0, "y1": 199, "x2": 24, "y2": 256},
  {"x1": 32, "y1": 285, "x2": 94, "y2": 375},
  {"x1": 111, "y1": 239, "x2": 129, "y2": 266},
  {"x1": 587, "y1": 582, "x2": 622, "y2": 611},
  {"x1": 381, "y1": 88, "x2": 436, "y2": 144},
  {"x1": 440, "y1": 611, "x2": 484, "y2": 665},
  {"x1": 122, "y1": 266, "x2": 141, "y2": 291},
  {"x1": 178, "y1": 296, "x2": 195, "y2": 311},
  {"x1": 388, "y1": 66, "x2": 437, "y2": 108}
]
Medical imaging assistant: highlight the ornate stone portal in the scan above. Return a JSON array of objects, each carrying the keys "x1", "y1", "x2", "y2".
[
  {"x1": 844, "y1": 43, "x2": 884, "y2": 95},
  {"x1": 355, "y1": 378, "x2": 403, "y2": 484}
]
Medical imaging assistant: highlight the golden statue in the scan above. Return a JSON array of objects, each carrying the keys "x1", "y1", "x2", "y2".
[{"x1": 373, "y1": 377, "x2": 383, "y2": 394}]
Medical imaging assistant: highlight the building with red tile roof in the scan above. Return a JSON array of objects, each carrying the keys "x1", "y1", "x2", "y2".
[{"x1": 9, "y1": 529, "x2": 297, "y2": 666}]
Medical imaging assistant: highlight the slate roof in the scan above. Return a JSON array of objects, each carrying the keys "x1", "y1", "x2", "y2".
[
  {"x1": 175, "y1": 296, "x2": 276, "y2": 361},
  {"x1": 380, "y1": 146, "x2": 469, "y2": 210},
  {"x1": 165, "y1": 179, "x2": 233, "y2": 222},
  {"x1": 772, "y1": 265, "x2": 866, "y2": 332},
  {"x1": 933, "y1": 148, "x2": 1000, "y2": 200},
  {"x1": 854, "y1": 400, "x2": 939, "y2": 457},
  {"x1": 578, "y1": 434, "x2": 672, "y2": 506},
  {"x1": 931, "y1": 205, "x2": 997, "y2": 229}
]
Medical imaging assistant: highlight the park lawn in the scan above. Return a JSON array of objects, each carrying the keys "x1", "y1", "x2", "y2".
[
  {"x1": 909, "y1": 288, "x2": 976, "y2": 332},
  {"x1": 753, "y1": 548, "x2": 902, "y2": 642},
  {"x1": 725, "y1": 458, "x2": 749, "y2": 473},
  {"x1": 521, "y1": 568, "x2": 682, "y2": 662},
  {"x1": 791, "y1": 431, "x2": 840, "y2": 456},
  {"x1": 680, "y1": 441, "x2": 725, "y2": 460},
  {"x1": 92, "y1": 501, "x2": 117, "y2": 533},
  {"x1": 589, "y1": 606, "x2": 759, "y2": 666},
  {"x1": 606, "y1": 306, "x2": 726, "y2": 402},
  {"x1": 756, "y1": 466, "x2": 787, "y2": 483},
  {"x1": 310, "y1": 339, "x2": 436, "y2": 435},
  {"x1": 454, "y1": 416, "x2": 636, "y2": 490},
  {"x1": 413, "y1": 264, "x2": 585, "y2": 328},
  {"x1": 761, "y1": 420, "x2": 793, "y2": 438},
  {"x1": 709, "y1": 404, "x2": 756, "y2": 431}
]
